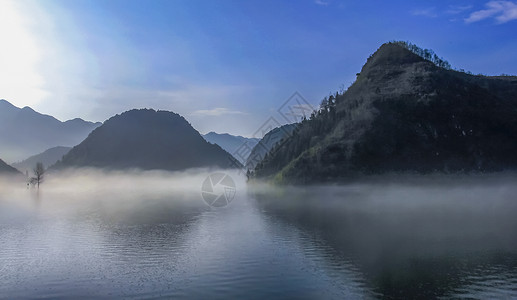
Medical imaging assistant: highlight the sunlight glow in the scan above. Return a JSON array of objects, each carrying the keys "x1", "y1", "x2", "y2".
[{"x1": 0, "y1": 0, "x2": 48, "y2": 107}]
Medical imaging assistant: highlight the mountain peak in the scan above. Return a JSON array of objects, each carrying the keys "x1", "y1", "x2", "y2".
[
  {"x1": 0, "y1": 99, "x2": 20, "y2": 111},
  {"x1": 253, "y1": 41, "x2": 517, "y2": 183},
  {"x1": 361, "y1": 42, "x2": 427, "y2": 72},
  {"x1": 0, "y1": 101, "x2": 102, "y2": 162},
  {"x1": 55, "y1": 108, "x2": 240, "y2": 171},
  {"x1": 64, "y1": 118, "x2": 102, "y2": 126},
  {"x1": 21, "y1": 106, "x2": 36, "y2": 112}
]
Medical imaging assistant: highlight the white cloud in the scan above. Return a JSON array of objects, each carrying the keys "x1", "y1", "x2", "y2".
[
  {"x1": 50, "y1": 82, "x2": 255, "y2": 122},
  {"x1": 191, "y1": 107, "x2": 248, "y2": 117},
  {"x1": 411, "y1": 8, "x2": 438, "y2": 18},
  {"x1": 314, "y1": 0, "x2": 329, "y2": 6},
  {"x1": 446, "y1": 5, "x2": 473, "y2": 14},
  {"x1": 465, "y1": 1, "x2": 517, "y2": 23}
]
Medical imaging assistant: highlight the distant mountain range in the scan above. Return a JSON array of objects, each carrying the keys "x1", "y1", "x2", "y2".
[
  {"x1": 54, "y1": 109, "x2": 241, "y2": 171},
  {"x1": 0, "y1": 158, "x2": 21, "y2": 175},
  {"x1": 203, "y1": 132, "x2": 259, "y2": 164},
  {"x1": 0, "y1": 100, "x2": 101, "y2": 163},
  {"x1": 253, "y1": 42, "x2": 517, "y2": 183},
  {"x1": 13, "y1": 146, "x2": 71, "y2": 173}
]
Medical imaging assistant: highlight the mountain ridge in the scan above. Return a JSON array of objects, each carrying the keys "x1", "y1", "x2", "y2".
[
  {"x1": 203, "y1": 132, "x2": 260, "y2": 164},
  {"x1": 246, "y1": 123, "x2": 297, "y2": 171},
  {"x1": 0, "y1": 100, "x2": 102, "y2": 163},
  {"x1": 54, "y1": 109, "x2": 241, "y2": 171},
  {"x1": 0, "y1": 158, "x2": 22, "y2": 175},
  {"x1": 13, "y1": 146, "x2": 72, "y2": 173},
  {"x1": 252, "y1": 42, "x2": 517, "y2": 183}
]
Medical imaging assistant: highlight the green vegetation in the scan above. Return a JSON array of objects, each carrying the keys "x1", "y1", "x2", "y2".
[
  {"x1": 392, "y1": 41, "x2": 452, "y2": 70},
  {"x1": 252, "y1": 42, "x2": 517, "y2": 184}
]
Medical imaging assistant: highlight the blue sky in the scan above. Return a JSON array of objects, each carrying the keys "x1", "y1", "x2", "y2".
[{"x1": 1, "y1": 0, "x2": 516, "y2": 136}]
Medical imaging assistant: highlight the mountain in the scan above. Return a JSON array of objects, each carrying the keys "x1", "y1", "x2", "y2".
[
  {"x1": 53, "y1": 109, "x2": 241, "y2": 171},
  {"x1": 252, "y1": 42, "x2": 517, "y2": 183},
  {"x1": 203, "y1": 132, "x2": 260, "y2": 164},
  {"x1": 0, "y1": 100, "x2": 102, "y2": 163},
  {"x1": 0, "y1": 158, "x2": 22, "y2": 175},
  {"x1": 245, "y1": 123, "x2": 297, "y2": 170},
  {"x1": 13, "y1": 146, "x2": 71, "y2": 173}
]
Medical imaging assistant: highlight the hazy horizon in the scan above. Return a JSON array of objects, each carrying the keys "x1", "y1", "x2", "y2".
[{"x1": 2, "y1": 0, "x2": 517, "y2": 136}]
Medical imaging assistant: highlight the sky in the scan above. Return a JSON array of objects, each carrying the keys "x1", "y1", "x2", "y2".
[{"x1": 1, "y1": 0, "x2": 516, "y2": 136}]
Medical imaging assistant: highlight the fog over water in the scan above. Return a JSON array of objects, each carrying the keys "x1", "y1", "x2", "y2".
[{"x1": 1, "y1": 170, "x2": 516, "y2": 299}]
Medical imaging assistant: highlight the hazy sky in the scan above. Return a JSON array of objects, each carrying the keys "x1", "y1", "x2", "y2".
[{"x1": 1, "y1": 0, "x2": 516, "y2": 136}]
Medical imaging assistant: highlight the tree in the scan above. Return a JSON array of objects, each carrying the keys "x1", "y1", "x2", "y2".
[
  {"x1": 320, "y1": 97, "x2": 329, "y2": 114},
  {"x1": 392, "y1": 41, "x2": 452, "y2": 70},
  {"x1": 31, "y1": 162, "x2": 45, "y2": 188}
]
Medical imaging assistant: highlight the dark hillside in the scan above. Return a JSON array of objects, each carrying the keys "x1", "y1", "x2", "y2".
[{"x1": 253, "y1": 42, "x2": 517, "y2": 183}]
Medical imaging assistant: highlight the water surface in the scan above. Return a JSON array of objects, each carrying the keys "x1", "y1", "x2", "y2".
[{"x1": 1, "y1": 171, "x2": 516, "y2": 299}]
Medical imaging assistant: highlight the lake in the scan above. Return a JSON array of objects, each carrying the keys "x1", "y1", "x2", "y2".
[{"x1": 1, "y1": 170, "x2": 516, "y2": 299}]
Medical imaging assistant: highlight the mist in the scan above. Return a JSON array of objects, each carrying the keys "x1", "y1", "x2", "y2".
[
  {"x1": 248, "y1": 175, "x2": 517, "y2": 298},
  {"x1": 0, "y1": 168, "x2": 246, "y2": 224},
  {"x1": 1, "y1": 171, "x2": 517, "y2": 298}
]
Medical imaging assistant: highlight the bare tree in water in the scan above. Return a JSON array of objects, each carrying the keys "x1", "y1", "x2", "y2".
[{"x1": 31, "y1": 162, "x2": 45, "y2": 188}]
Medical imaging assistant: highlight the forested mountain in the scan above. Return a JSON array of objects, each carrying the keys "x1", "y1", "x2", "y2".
[
  {"x1": 13, "y1": 146, "x2": 71, "y2": 173},
  {"x1": 252, "y1": 42, "x2": 517, "y2": 183},
  {"x1": 245, "y1": 124, "x2": 297, "y2": 170},
  {"x1": 53, "y1": 109, "x2": 241, "y2": 171},
  {"x1": 203, "y1": 132, "x2": 259, "y2": 164},
  {"x1": 0, "y1": 100, "x2": 101, "y2": 163}
]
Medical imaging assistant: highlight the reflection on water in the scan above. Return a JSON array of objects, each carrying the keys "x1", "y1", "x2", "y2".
[
  {"x1": 1, "y1": 171, "x2": 516, "y2": 299},
  {"x1": 251, "y1": 176, "x2": 517, "y2": 299}
]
